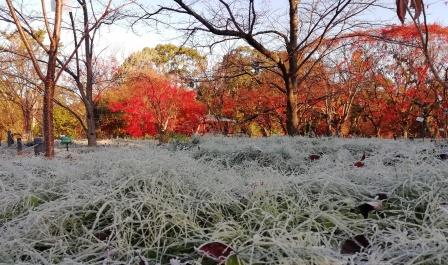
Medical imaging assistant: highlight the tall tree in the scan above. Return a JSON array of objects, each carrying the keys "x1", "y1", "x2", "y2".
[
  {"x1": 150, "y1": 0, "x2": 376, "y2": 135},
  {"x1": 201, "y1": 46, "x2": 286, "y2": 136},
  {"x1": 4, "y1": 0, "x2": 64, "y2": 157},
  {"x1": 109, "y1": 71, "x2": 205, "y2": 139},
  {"x1": 1, "y1": 0, "x2": 127, "y2": 150},
  {"x1": 121, "y1": 44, "x2": 206, "y2": 87},
  {"x1": 64, "y1": 0, "x2": 120, "y2": 146}
]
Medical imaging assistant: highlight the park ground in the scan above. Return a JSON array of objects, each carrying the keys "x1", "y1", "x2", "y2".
[{"x1": 1, "y1": 136, "x2": 448, "y2": 265}]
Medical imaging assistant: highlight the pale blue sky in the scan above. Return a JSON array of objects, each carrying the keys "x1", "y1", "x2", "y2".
[
  {"x1": 5, "y1": 0, "x2": 448, "y2": 61},
  {"x1": 106, "y1": 0, "x2": 448, "y2": 60}
]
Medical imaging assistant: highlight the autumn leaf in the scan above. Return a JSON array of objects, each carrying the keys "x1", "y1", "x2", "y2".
[
  {"x1": 354, "y1": 161, "x2": 364, "y2": 168},
  {"x1": 341, "y1": 234, "x2": 370, "y2": 254},
  {"x1": 396, "y1": 0, "x2": 409, "y2": 24},
  {"x1": 410, "y1": 0, "x2": 423, "y2": 20},
  {"x1": 196, "y1": 241, "x2": 234, "y2": 262}
]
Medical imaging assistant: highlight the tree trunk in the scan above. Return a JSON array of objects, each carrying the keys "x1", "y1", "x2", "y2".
[
  {"x1": 22, "y1": 108, "x2": 33, "y2": 142},
  {"x1": 376, "y1": 127, "x2": 381, "y2": 138},
  {"x1": 403, "y1": 127, "x2": 409, "y2": 139},
  {"x1": 86, "y1": 104, "x2": 97, "y2": 146},
  {"x1": 43, "y1": 43, "x2": 59, "y2": 158},
  {"x1": 285, "y1": 0, "x2": 300, "y2": 136},
  {"x1": 83, "y1": 1, "x2": 97, "y2": 147},
  {"x1": 5, "y1": 0, "x2": 62, "y2": 158},
  {"x1": 285, "y1": 84, "x2": 300, "y2": 135},
  {"x1": 43, "y1": 75, "x2": 55, "y2": 158}
]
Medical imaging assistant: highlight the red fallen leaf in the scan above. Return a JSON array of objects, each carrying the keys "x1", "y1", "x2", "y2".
[
  {"x1": 309, "y1": 154, "x2": 321, "y2": 161},
  {"x1": 196, "y1": 241, "x2": 234, "y2": 262},
  {"x1": 354, "y1": 161, "x2": 364, "y2": 168}
]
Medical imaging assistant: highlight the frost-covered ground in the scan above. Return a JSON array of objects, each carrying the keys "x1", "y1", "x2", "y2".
[{"x1": 0, "y1": 136, "x2": 447, "y2": 265}]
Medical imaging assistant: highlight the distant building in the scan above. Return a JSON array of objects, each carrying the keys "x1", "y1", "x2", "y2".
[{"x1": 197, "y1": 114, "x2": 237, "y2": 135}]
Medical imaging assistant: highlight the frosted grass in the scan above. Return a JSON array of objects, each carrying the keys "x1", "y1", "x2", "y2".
[{"x1": 0, "y1": 136, "x2": 447, "y2": 264}]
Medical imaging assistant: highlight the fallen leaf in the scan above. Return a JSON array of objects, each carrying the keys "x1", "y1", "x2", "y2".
[
  {"x1": 355, "y1": 201, "x2": 383, "y2": 219},
  {"x1": 341, "y1": 234, "x2": 370, "y2": 254},
  {"x1": 437, "y1": 154, "x2": 448, "y2": 160},
  {"x1": 375, "y1": 193, "x2": 388, "y2": 200},
  {"x1": 355, "y1": 203, "x2": 375, "y2": 219},
  {"x1": 354, "y1": 161, "x2": 364, "y2": 168},
  {"x1": 309, "y1": 154, "x2": 321, "y2": 161},
  {"x1": 196, "y1": 241, "x2": 234, "y2": 262}
]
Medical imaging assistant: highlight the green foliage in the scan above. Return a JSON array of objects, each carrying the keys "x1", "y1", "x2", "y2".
[
  {"x1": 169, "y1": 133, "x2": 191, "y2": 143},
  {"x1": 219, "y1": 46, "x2": 267, "y2": 91},
  {"x1": 53, "y1": 106, "x2": 81, "y2": 138},
  {"x1": 121, "y1": 44, "x2": 206, "y2": 84}
]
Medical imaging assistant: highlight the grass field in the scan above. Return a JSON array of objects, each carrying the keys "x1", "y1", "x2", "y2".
[{"x1": 1, "y1": 136, "x2": 447, "y2": 265}]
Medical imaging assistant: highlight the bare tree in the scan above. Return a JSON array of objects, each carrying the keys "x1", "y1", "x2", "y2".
[
  {"x1": 1, "y1": 0, "x2": 130, "y2": 153},
  {"x1": 4, "y1": 0, "x2": 64, "y2": 158},
  {"x1": 0, "y1": 31, "x2": 42, "y2": 141},
  {"x1": 147, "y1": 0, "x2": 376, "y2": 135},
  {"x1": 65, "y1": 0, "x2": 122, "y2": 146},
  {"x1": 0, "y1": 65, "x2": 39, "y2": 141}
]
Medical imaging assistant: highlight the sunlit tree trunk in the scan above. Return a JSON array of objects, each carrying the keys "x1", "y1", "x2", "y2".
[{"x1": 43, "y1": 53, "x2": 58, "y2": 157}]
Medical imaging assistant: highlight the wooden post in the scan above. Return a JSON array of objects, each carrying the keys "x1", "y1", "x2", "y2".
[
  {"x1": 34, "y1": 137, "x2": 43, "y2": 155},
  {"x1": 7, "y1": 130, "x2": 14, "y2": 147},
  {"x1": 17, "y1": 138, "x2": 22, "y2": 154}
]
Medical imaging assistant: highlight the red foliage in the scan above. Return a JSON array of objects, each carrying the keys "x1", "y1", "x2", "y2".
[
  {"x1": 101, "y1": 23, "x2": 448, "y2": 139},
  {"x1": 380, "y1": 24, "x2": 448, "y2": 41},
  {"x1": 201, "y1": 75, "x2": 286, "y2": 135},
  {"x1": 109, "y1": 73, "x2": 205, "y2": 137}
]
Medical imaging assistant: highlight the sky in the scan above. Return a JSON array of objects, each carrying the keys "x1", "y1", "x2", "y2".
[
  {"x1": 101, "y1": 0, "x2": 448, "y2": 61},
  {"x1": 4, "y1": 0, "x2": 448, "y2": 62}
]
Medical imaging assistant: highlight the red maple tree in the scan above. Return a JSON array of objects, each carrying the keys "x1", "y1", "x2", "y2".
[{"x1": 109, "y1": 73, "x2": 205, "y2": 138}]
